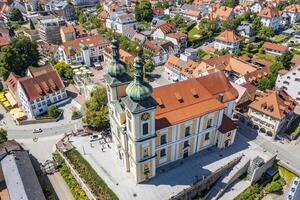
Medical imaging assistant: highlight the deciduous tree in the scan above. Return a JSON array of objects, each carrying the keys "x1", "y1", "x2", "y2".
[{"x1": 135, "y1": 0, "x2": 153, "y2": 22}]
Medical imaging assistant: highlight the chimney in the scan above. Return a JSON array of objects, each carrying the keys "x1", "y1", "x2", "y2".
[{"x1": 218, "y1": 93, "x2": 224, "y2": 103}]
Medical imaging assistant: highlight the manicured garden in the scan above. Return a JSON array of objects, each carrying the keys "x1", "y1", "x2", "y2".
[
  {"x1": 65, "y1": 149, "x2": 118, "y2": 200},
  {"x1": 286, "y1": 116, "x2": 300, "y2": 140},
  {"x1": 36, "y1": 105, "x2": 63, "y2": 120},
  {"x1": 53, "y1": 153, "x2": 89, "y2": 200},
  {"x1": 272, "y1": 35, "x2": 289, "y2": 43}
]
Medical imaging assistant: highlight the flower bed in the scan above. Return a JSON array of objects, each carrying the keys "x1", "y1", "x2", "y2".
[{"x1": 65, "y1": 149, "x2": 118, "y2": 200}]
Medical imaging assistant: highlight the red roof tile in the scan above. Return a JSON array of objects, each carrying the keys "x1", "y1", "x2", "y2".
[{"x1": 218, "y1": 114, "x2": 237, "y2": 133}]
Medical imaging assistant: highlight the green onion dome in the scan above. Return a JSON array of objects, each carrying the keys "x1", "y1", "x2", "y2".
[
  {"x1": 126, "y1": 54, "x2": 152, "y2": 101},
  {"x1": 107, "y1": 39, "x2": 126, "y2": 77}
]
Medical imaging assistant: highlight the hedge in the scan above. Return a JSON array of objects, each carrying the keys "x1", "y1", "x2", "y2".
[
  {"x1": 53, "y1": 153, "x2": 89, "y2": 200},
  {"x1": 65, "y1": 149, "x2": 118, "y2": 200}
]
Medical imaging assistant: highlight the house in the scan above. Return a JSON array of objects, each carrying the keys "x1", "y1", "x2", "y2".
[
  {"x1": 70, "y1": 0, "x2": 98, "y2": 6},
  {"x1": 231, "y1": 82, "x2": 256, "y2": 112},
  {"x1": 103, "y1": 46, "x2": 135, "y2": 66},
  {"x1": 258, "y1": 6, "x2": 281, "y2": 30},
  {"x1": 104, "y1": 42, "x2": 239, "y2": 183},
  {"x1": 210, "y1": 6, "x2": 234, "y2": 21},
  {"x1": 283, "y1": 4, "x2": 300, "y2": 24},
  {"x1": 6, "y1": 66, "x2": 68, "y2": 118},
  {"x1": 44, "y1": 0, "x2": 76, "y2": 21},
  {"x1": 276, "y1": 64, "x2": 300, "y2": 102},
  {"x1": 214, "y1": 30, "x2": 240, "y2": 52},
  {"x1": 262, "y1": 42, "x2": 288, "y2": 56},
  {"x1": 38, "y1": 18, "x2": 66, "y2": 45},
  {"x1": 182, "y1": 8, "x2": 201, "y2": 21},
  {"x1": 106, "y1": 12, "x2": 138, "y2": 35},
  {"x1": 98, "y1": 10, "x2": 108, "y2": 23},
  {"x1": 152, "y1": 21, "x2": 176, "y2": 40},
  {"x1": 236, "y1": 23, "x2": 256, "y2": 43},
  {"x1": 142, "y1": 39, "x2": 168, "y2": 66},
  {"x1": 37, "y1": 40, "x2": 59, "y2": 61},
  {"x1": 60, "y1": 25, "x2": 87, "y2": 42},
  {"x1": 152, "y1": 7, "x2": 165, "y2": 19},
  {"x1": 165, "y1": 32, "x2": 187, "y2": 52},
  {"x1": 57, "y1": 34, "x2": 110, "y2": 67},
  {"x1": 250, "y1": 2, "x2": 263, "y2": 13},
  {"x1": 233, "y1": 5, "x2": 249, "y2": 16},
  {"x1": 248, "y1": 89, "x2": 297, "y2": 138},
  {"x1": 0, "y1": 150, "x2": 46, "y2": 200},
  {"x1": 131, "y1": 32, "x2": 147, "y2": 45}
]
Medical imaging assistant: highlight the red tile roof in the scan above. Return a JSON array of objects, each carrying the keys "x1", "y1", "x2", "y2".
[
  {"x1": 19, "y1": 70, "x2": 65, "y2": 101},
  {"x1": 157, "y1": 22, "x2": 176, "y2": 34},
  {"x1": 262, "y1": 42, "x2": 288, "y2": 52},
  {"x1": 218, "y1": 114, "x2": 237, "y2": 133},
  {"x1": 258, "y1": 6, "x2": 280, "y2": 18},
  {"x1": 153, "y1": 71, "x2": 238, "y2": 129},
  {"x1": 215, "y1": 30, "x2": 240, "y2": 43},
  {"x1": 152, "y1": 7, "x2": 164, "y2": 15},
  {"x1": 284, "y1": 4, "x2": 300, "y2": 13}
]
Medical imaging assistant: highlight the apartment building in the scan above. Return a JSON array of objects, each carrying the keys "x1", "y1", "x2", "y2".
[{"x1": 38, "y1": 18, "x2": 65, "y2": 44}]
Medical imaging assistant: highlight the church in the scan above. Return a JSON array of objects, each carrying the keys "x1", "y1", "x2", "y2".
[{"x1": 104, "y1": 40, "x2": 239, "y2": 183}]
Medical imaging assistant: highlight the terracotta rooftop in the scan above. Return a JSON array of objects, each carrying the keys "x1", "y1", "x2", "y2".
[
  {"x1": 152, "y1": 7, "x2": 164, "y2": 15},
  {"x1": 258, "y1": 6, "x2": 280, "y2": 18},
  {"x1": 157, "y1": 22, "x2": 176, "y2": 34},
  {"x1": 215, "y1": 30, "x2": 240, "y2": 43},
  {"x1": 262, "y1": 42, "x2": 288, "y2": 52},
  {"x1": 243, "y1": 66, "x2": 270, "y2": 83},
  {"x1": 62, "y1": 34, "x2": 110, "y2": 56},
  {"x1": 142, "y1": 39, "x2": 161, "y2": 54},
  {"x1": 166, "y1": 32, "x2": 187, "y2": 41},
  {"x1": 19, "y1": 69, "x2": 65, "y2": 101},
  {"x1": 249, "y1": 89, "x2": 297, "y2": 120},
  {"x1": 104, "y1": 46, "x2": 135, "y2": 63},
  {"x1": 212, "y1": 6, "x2": 234, "y2": 21},
  {"x1": 218, "y1": 114, "x2": 237, "y2": 134},
  {"x1": 153, "y1": 71, "x2": 238, "y2": 129},
  {"x1": 284, "y1": 4, "x2": 300, "y2": 13}
]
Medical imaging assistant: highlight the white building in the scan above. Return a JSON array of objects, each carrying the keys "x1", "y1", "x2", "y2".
[
  {"x1": 57, "y1": 34, "x2": 110, "y2": 67},
  {"x1": 258, "y1": 6, "x2": 281, "y2": 30},
  {"x1": 152, "y1": 22, "x2": 176, "y2": 40},
  {"x1": 106, "y1": 12, "x2": 137, "y2": 35},
  {"x1": 283, "y1": 4, "x2": 300, "y2": 24},
  {"x1": 276, "y1": 65, "x2": 300, "y2": 103},
  {"x1": 214, "y1": 30, "x2": 240, "y2": 53},
  {"x1": 9, "y1": 66, "x2": 68, "y2": 118}
]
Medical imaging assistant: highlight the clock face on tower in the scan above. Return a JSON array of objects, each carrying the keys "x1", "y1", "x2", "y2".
[{"x1": 141, "y1": 112, "x2": 150, "y2": 121}]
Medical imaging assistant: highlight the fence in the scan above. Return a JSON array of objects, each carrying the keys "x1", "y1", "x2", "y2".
[{"x1": 169, "y1": 155, "x2": 243, "y2": 200}]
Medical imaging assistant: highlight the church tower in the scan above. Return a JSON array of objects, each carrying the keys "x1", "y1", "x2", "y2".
[{"x1": 123, "y1": 50, "x2": 158, "y2": 182}]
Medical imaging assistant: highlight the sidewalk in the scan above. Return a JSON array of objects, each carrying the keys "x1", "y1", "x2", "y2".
[{"x1": 48, "y1": 173, "x2": 74, "y2": 200}]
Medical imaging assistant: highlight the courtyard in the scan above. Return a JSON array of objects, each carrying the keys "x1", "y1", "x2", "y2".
[{"x1": 70, "y1": 132, "x2": 273, "y2": 200}]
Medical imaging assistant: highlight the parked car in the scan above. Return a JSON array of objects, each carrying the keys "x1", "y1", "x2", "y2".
[
  {"x1": 89, "y1": 134, "x2": 100, "y2": 142},
  {"x1": 33, "y1": 128, "x2": 43, "y2": 133}
]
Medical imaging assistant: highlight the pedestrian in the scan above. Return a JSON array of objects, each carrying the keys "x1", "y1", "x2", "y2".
[
  {"x1": 107, "y1": 143, "x2": 110, "y2": 148},
  {"x1": 101, "y1": 147, "x2": 104, "y2": 152}
]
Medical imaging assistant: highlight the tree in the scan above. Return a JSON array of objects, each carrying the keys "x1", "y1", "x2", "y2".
[
  {"x1": 0, "y1": 81, "x2": 3, "y2": 91},
  {"x1": 144, "y1": 59, "x2": 154, "y2": 73},
  {"x1": 279, "y1": 51, "x2": 293, "y2": 70},
  {"x1": 197, "y1": 49, "x2": 208, "y2": 61},
  {"x1": 0, "y1": 128, "x2": 7, "y2": 143},
  {"x1": 48, "y1": 105, "x2": 59, "y2": 118},
  {"x1": 9, "y1": 8, "x2": 23, "y2": 22},
  {"x1": 29, "y1": 19, "x2": 35, "y2": 30},
  {"x1": 257, "y1": 61, "x2": 284, "y2": 91},
  {"x1": 258, "y1": 27, "x2": 275, "y2": 40},
  {"x1": 135, "y1": 0, "x2": 153, "y2": 22},
  {"x1": 0, "y1": 35, "x2": 39, "y2": 79},
  {"x1": 162, "y1": 1, "x2": 169, "y2": 9},
  {"x1": 265, "y1": 181, "x2": 282, "y2": 193},
  {"x1": 53, "y1": 61, "x2": 74, "y2": 80},
  {"x1": 221, "y1": 0, "x2": 237, "y2": 8},
  {"x1": 83, "y1": 86, "x2": 109, "y2": 129},
  {"x1": 252, "y1": 16, "x2": 262, "y2": 32}
]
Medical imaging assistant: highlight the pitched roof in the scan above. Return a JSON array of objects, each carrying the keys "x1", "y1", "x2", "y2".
[
  {"x1": 19, "y1": 69, "x2": 65, "y2": 101},
  {"x1": 104, "y1": 46, "x2": 135, "y2": 63},
  {"x1": 142, "y1": 39, "x2": 161, "y2": 54},
  {"x1": 166, "y1": 32, "x2": 187, "y2": 41},
  {"x1": 249, "y1": 89, "x2": 297, "y2": 120},
  {"x1": 215, "y1": 30, "x2": 240, "y2": 43},
  {"x1": 262, "y1": 42, "x2": 288, "y2": 52},
  {"x1": 284, "y1": 4, "x2": 300, "y2": 13},
  {"x1": 258, "y1": 6, "x2": 280, "y2": 18},
  {"x1": 153, "y1": 71, "x2": 238, "y2": 129},
  {"x1": 152, "y1": 7, "x2": 164, "y2": 15},
  {"x1": 157, "y1": 22, "x2": 176, "y2": 34},
  {"x1": 62, "y1": 34, "x2": 109, "y2": 56},
  {"x1": 213, "y1": 6, "x2": 234, "y2": 21},
  {"x1": 243, "y1": 66, "x2": 270, "y2": 83},
  {"x1": 218, "y1": 114, "x2": 237, "y2": 133}
]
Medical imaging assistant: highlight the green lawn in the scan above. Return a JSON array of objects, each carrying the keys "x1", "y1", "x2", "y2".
[
  {"x1": 255, "y1": 53, "x2": 276, "y2": 62},
  {"x1": 188, "y1": 26, "x2": 201, "y2": 42},
  {"x1": 272, "y1": 35, "x2": 288, "y2": 43},
  {"x1": 278, "y1": 164, "x2": 296, "y2": 183}
]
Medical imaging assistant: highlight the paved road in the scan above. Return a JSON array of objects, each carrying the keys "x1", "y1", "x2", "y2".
[{"x1": 238, "y1": 123, "x2": 300, "y2": 174}]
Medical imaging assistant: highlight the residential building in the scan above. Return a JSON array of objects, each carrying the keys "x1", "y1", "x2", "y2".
[
  {"x1": 57, "y1": 34, "x2": 110, "y2": 67},
  {"x1": 209, "y1": 6, "x2": 234, "y2": 21},
  {"x1": 70, "y1": 0, "x2": 99, "y2": 6},
  {"x1": 6, "y1": 66, "x2": 68, "y2": 118},
  {"x1": 106, "y1": 12, "x2": 137, "y2": 35},
  {"x1": 142, "y1": 39, "x2": 169, "y2": 66},
  {"x1": 283, "y1": 4, "x2": 300, "y2": 24},
  {"x1": 60, "y1": 25, "x2": 87, "y2": 42},
  {"x1": 0, "y1": 150, "x2": 46, "y2": 200},
  {"x1": 104, "y1": 40, "x2": 239, "y2": 183},
  {"x1": 214, "y1": 30, "x2": 240, "y2": 52},
  {"x1": 248, "y1": 89, "x2": 297, "y2": 138},
  {"x1": 152, "y1": 22, "x2": 176, "y2": 40},
  {"x1": 165, "y1": 32, "x2": 188, "y2": 52},
  {"x1": 38, "y1": 18, "x2": 66, "y2": 44},
  {"x1": 24, "y1": 0, "x2": 39, "y2": 14},
  {"x1": 276, "y1": 64, "x2": 300, "y2": 102},
  {"x1": 44, "y1": 0, "x2": 75, "y2": 21},
  {"x1": 236, "y1": 23, "x2": 256, "y2": 43},
  {"x1": 262, "y1": 42, "x2": 288, "y2": 56},
  {"x1": 250, "y1": 2, "x2": 263, "y2": 13},
  {"x1": 258, "y1": 6, "x2": 281, "y2": 30},
  {"x1": 0, "y1": 25, "x2": 10, "y2": 48},
  {"x1": 103, "y1": 46, "x2": 135, "y2": 66}
]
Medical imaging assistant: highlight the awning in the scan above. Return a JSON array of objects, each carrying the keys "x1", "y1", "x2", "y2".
[{"x1": 5, "y1": 92, "x2": 17, "y2": 107}]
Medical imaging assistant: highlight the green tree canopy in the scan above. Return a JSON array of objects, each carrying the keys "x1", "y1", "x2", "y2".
[
  {"x1": 144, "y1": 59, "x2": 154, "y2": 73},
  {"x1": 0, "y1": 35, "x2": 39, "y2": 79},
  {"x1": 278, "y1": 51, "x2": 293, "y2": 70},
  {"x1": 258, "y1": 26, "x2": 275, "y2": 40},
  {"x1": 257, "y1": 61, "x2": 284, "y2": 91},
  {"x1": 0, "y1": 128, "x2": 7, "y2": 143},
  {"x1": 53, "y1": 61, "x2": 74, "y2": 80},
  {"x1": 252, "y1": 16, "x2": 262, "y2": 32},
  {"x1": 83, "y1": 86, "x2": 109, "y2": 129},
  {"x1": 135, "y1": 0, "x2": 153, "y2": 22},
  {"x1": 221, "y1": 0, "x2": 237, "y2": 8},
  {"x1": 9, "y1": 8, "x2": 23, "y2": 22},
  {"x1": 48, "y1": 105, "x2": 60, "y2": 118}
]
